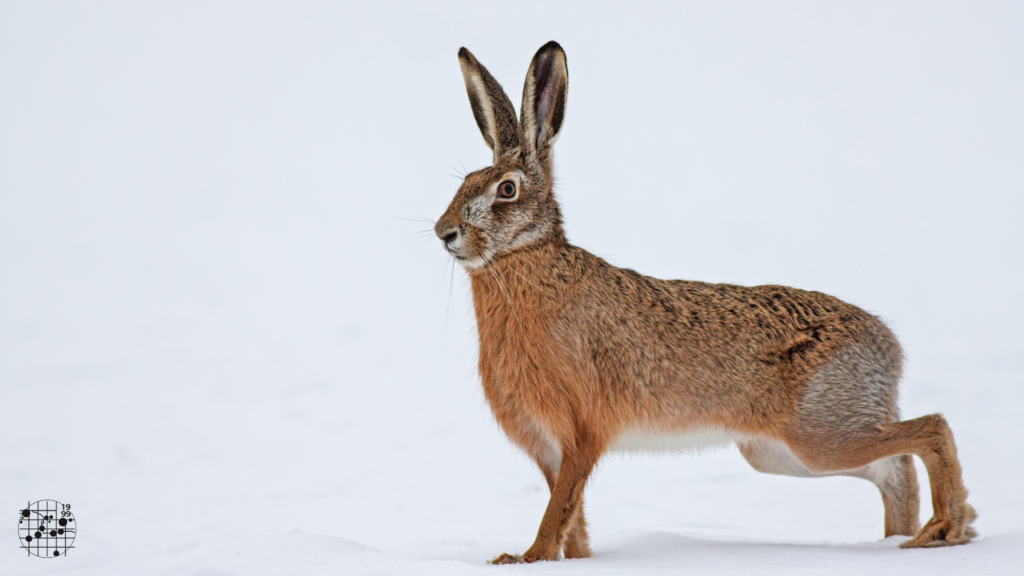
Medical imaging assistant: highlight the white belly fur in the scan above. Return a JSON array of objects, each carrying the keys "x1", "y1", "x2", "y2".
[
  {"x1": 610, "y1": 427, "x2": 748, "y2": 455},
  {"x1": 610, "y1": 428, "x2": 898, "y2": 486}
]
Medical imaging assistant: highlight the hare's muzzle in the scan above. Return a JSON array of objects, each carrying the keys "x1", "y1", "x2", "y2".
[
  {"x1": 439, "y1": 229, "x2": 458, "y2": 246},
  {"x1": 435, "y1": 217, "x2": 459, "y2": 244},
  {"x1": 435, "y1": 220, "x2": 465, "y2": 253}
]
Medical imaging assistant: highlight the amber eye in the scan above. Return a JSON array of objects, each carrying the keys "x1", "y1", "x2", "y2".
[{"x1": 496, "y1": 180, "x2": 517, "y2": 200}]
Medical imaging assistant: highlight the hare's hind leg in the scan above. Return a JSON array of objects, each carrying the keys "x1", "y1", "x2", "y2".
[
  {"x1": 884, "y1": 416, "x2": 975, "y2": 547},
  {"x1": 789, "y1": 345, "x2": 975, "y2": 547},
  {"x1": 789, "y1": 415, "x2": 974, "y2": 547},
  {"x1": 863, "y1": 454, "x2": 921, "y2": 537},
  {"x1": 737, "y1": 440, "x2": 919, "y2": 536}
]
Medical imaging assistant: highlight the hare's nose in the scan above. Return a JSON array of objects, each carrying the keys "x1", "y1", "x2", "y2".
[{"x1": 441, "y1": 230, "x2": 459, "y2": 245}]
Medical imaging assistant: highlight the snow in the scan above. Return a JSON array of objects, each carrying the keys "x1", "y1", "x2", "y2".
[{"x1": 1, "y1": 1, "x2": 1022, "y2": 574}]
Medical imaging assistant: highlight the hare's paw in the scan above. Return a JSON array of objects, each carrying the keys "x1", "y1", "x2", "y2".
[
  {"x1": 520, "y1": 544, "x2": 559, "y2": 563},
  {"x1": 900, "y1": 504, "x2": 977, "y2": 548},
  {"x1": 899, "y1": 520, "x2": 969, "y2": 548},
  {"x1": 489, "y1": 553, "x2": 523, "y2": 565},
  {"x1": 489, "y1": 545, "x2": 560, "y2": 564}
]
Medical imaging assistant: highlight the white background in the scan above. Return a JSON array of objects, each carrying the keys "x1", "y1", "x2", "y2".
[{"x1": 1, "y1": 1, "x2": 1022, "y2": 574}]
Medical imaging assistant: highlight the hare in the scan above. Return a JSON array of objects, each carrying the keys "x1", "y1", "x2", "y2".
[{"x1": 435, "y1": 41, "x2": 976, "y2": 564}]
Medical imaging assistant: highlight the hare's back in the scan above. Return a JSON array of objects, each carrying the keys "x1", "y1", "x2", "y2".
[
  {"x1": 574, "y1": 261, "x2": 903, "y2": 399},
  {"x1": 664, "y1": 279, "x2": 900, "y2": 373}
]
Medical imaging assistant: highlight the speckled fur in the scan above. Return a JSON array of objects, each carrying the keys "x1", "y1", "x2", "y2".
[{"x1": 437, "y1": 42, "x2": 975, "y2": 564}]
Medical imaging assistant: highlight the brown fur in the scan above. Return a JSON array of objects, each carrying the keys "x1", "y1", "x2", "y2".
[{"x1": 437, "y1": 42, "x2": 975, "y2": 564}]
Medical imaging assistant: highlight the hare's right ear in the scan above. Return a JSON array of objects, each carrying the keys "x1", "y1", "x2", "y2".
[
  {"x1": 458, "y1": 48, "x2": 520, "y2": 162},
  {"x1": 519, "y1": 41, "x2": 568, "y2": 174}
]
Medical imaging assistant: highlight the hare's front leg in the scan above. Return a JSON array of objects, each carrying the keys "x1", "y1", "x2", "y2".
[
  {"x1": 561, "y1": 507, "x2": 592, "y2": 559},
  {"x1": 491, "y1": 441, "x2": 599, "y2": 564},
  {"x1": 532, "y1": 454, "x2": 591, "y2": 559}
]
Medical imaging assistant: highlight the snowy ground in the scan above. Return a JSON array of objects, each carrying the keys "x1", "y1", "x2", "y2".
[{"x1": 2, "y1": 2, "x2": 1023, "y2": 575}]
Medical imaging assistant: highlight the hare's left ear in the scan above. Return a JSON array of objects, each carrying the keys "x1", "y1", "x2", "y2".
[
  {"x1": 459, "y1": 47, "x2": 520, "y2": 162},
  {"x1": 520, "y1": 41, "x2": 568, "y2": 172}
]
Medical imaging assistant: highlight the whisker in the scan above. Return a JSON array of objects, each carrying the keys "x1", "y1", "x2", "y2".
[
  {"x1": 449, "y1": 163, "x2": 467, "y2": 178},
  {"x1": 500, "y1": 261, "x2": 546, "y2": 293},
  {"x1": 399, "y1": 216, "x2": 437, "y2": 224},
  {"x1": 443, "y1": 255, "x2": 455, "y2": 342},
  {"x1": 432, "y1": 251, "x2": 452, "y2": 303}
]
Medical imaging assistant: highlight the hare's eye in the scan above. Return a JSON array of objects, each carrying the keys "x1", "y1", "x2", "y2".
[{"x1": 496, "y1": 180, "x2": 517, "y2": 200}]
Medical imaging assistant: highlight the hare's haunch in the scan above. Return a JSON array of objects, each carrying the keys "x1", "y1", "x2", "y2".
[{"x1": 435, "y1": 41, "x2": 975, "y2": 564}]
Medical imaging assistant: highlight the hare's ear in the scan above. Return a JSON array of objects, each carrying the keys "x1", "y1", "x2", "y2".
[
  {"x1": 520, "y1": 41, "x2": 568, "y2": 172},
  {"x1": 458, "y1": 47, "x2": 520, "y2": 162}
]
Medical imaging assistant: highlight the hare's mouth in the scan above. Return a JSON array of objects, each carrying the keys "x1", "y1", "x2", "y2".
[
  {"x1": 450, "y1": 252, "x2": 488, "y2": 270},
  {"x1": 443, "y1": 233, "x2": 491, "y2": 269}
]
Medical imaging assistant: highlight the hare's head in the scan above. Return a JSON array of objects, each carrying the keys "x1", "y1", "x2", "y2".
[{"x1": 435, "y1": 42, "x2": 568, "y2": 269}]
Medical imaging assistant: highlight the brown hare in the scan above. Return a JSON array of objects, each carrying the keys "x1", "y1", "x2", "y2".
[{"x1": 434, "y1": 41, "x2": 976, "y2": 564}]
